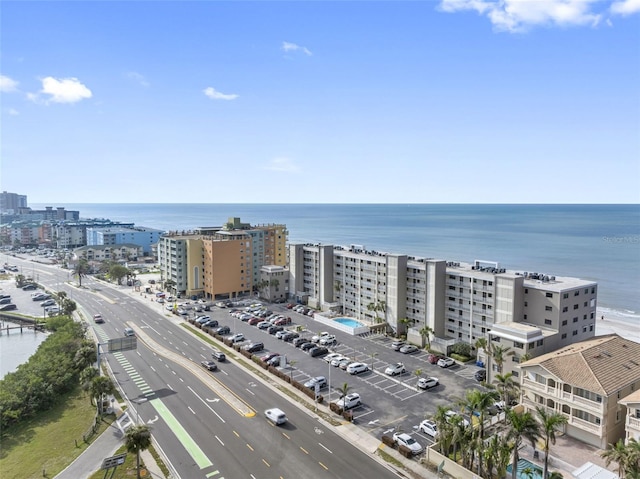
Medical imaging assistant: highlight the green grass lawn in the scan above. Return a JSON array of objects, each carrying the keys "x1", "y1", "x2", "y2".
[{"x1": 0, "y1": 387, "x2": 110, "y2": 479}]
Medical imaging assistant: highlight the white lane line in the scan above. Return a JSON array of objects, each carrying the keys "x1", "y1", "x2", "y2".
[
  {"x1": 188, "y1": 406, "x2": 196, "y2": 414},
  {"x1": 187, "y1": 386, "x2": 225, "y2": 423},
  {"x1": 318, "y1": 443, "x2": 333, "y2": 454},
  {"x1": 245, "y1": 388, "x2": 255, "y2": 396},
  {"x1": 215, "y1": 435, "x2": 224, "y2": 446}
]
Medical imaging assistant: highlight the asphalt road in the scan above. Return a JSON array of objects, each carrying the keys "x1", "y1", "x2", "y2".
[{"x1": 3, "y1": 256, "x2": 403, "y2": 479}]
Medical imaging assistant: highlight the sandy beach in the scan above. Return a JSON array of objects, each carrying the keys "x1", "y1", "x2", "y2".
[{"x1": 596, "y1": 308, "x2": 640, "y2": 343}]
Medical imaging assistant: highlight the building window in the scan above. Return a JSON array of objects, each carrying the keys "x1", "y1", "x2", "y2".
[
  {"x1": 574, "y1": 291, "x2": 580, "y2": 296},
  {"x1": 514, "y1": 342, "x2": 524, "y2": 349},
  {"x1": 563, "y1": 293, "x2": 569, "y2": 299},
  {"x1": 562, "y1": 320, "x2": 567, "y2": 326},
  {"x1": 573, "y1": 317, "x2": 578, "y2": 323},
  {"x1": 562, "y1": 306, "x2": 568, "y2": 312},
  {"x1": 561, "y1": 333, "x2": 567, "y2": 339},
  {"x1": 544, "y1": 319, "x2": 552, "y2": 325},
  {"x1": 545, "y1": 306, "x2": 553, "y2": 311},
  {"x1": 546, "y1": 292, "x2": 553, "y2": 298},
  {"x1": 573, "y1": 330, "x2": 578, "y2": 336}
]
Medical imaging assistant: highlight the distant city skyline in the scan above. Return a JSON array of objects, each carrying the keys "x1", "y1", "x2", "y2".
[{"x1": 1, "y1": 1, "x2": 639, "y2": 204}]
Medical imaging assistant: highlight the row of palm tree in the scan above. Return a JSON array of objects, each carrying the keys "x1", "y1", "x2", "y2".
[
  {"x1": 601, "y1": 438, "x2": 640, "y2": 478},
  {"x1": 430, "y1": 377, "x2": 567, "y2": 479}
]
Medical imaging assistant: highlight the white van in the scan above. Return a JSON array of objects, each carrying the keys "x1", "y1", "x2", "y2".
[
  {"x1": 124, "y1": 327, "x2": 135, "y2": 337},
  {"x1": 265, "y1": 408, "x2": 287, "y2": 425}
]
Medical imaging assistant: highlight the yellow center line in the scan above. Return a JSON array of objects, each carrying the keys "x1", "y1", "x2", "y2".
[
  {"x1": 247, "y1": 443, "x2": 254, "y2": 451},
  {"x1": 300, "y1": 446, "x2": 309, "y2": 455},
  {"x1": 262, "y1": 459, "x2": 271, "y2": 467},
  {"x1": 319, "y1": 462, "x2": 329, "y2": 470}
]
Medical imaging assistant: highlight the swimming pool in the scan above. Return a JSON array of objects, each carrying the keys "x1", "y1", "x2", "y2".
[
  {"x1": 334, "y1": 317, "x2": 366, "y2": 328},
  {"x1": 506, "y1": 459, "x2": 543, "y2": 479}
]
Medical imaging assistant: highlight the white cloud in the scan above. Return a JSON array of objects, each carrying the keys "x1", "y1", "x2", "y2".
[
  {"x1": 203, "y1": 87, "x2": 239, "y2": 101},
  {"x1": 0, "y1": 75, "x2": 19, "y2": 92},
  {"x1": 611, "y1": 0, "x2": 640, "y2": 15},
  {"x1": 125, "y1": 71, "x2": 149, "y2": 87},
  {"x1": 264, "y1": 157, "x2": 300, "y2": 173},
  {"x1": 31, "y1": 76, "x2": 92, "y2": 104},
  {"x1": 438, "y1": 0, "x2": 618, "y2": 32},
  {"x1": 8, "y1": 108, "x2": 19, "y2": 116},
  {"x1": 282, "y1": 41, "x2": 312, "y2": 56}
]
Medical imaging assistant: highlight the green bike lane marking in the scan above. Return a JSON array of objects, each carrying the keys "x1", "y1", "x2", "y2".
[{"x1": 150, "y1": 397, "x2": 213, "y2": 470}]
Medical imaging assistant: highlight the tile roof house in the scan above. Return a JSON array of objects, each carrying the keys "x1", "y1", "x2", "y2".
[
  {"x1": 519, "y1": 334, "x2": 640, "y2": 449},
  {"x1": 619, "y1": 389, "x2": 640, "y2": 443}
]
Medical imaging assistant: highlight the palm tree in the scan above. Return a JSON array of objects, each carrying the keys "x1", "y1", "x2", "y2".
[
  {"x1": 493, "y1": 372, "x2": 520, "y2": 409},
  {"x1": 433, "y1": 405, "x2": 454, "y2": 456},
  {"x1": 79, "y1": 367, "x2": 99, "y2": 403},
  {"x1": 338, "y1": 382, "x2": 350, "y2": 399},
  {"x1": 475, "y1": 337, "x2": 492, "y2": 376},
  {"x1": 602, "y1": 439, "x2": 631, "y2": 478},
  {"x1": 367, "y1": 301, "x2": 386, "y2": 325},
  {"x1": 469, "y1": 389, "x2": 500, "y2": 477},
  {"x1": 414, "y1": 368, "x2": 422, "y2": 391},
  {"x1": 89, "y1": 375, "x2": 115, "y2": 415},
  {"x1": 507, "y1": 409, "x2": 541, "y2": 479},
  {"x1": 492, "y1": 345, "x2": 512, "y2": 374},
  {"x1": 74, "y1": 258, "x2": 90, "y2": 287},
  {"x1": 419, "y1": 325, "x2": 434, "y2": 349},
  {"x1": 399, "y1": 317, "x2": 413, "y2": 335},
  {"x1": 536, "y1": 406, "x2": 568, "y2": 479},
  {"x1": 74, "y1": 342, "x2": 97, "y2": 371},
  {"x1": 125, "y1": 424, "x2": 152, "y2": 479}
]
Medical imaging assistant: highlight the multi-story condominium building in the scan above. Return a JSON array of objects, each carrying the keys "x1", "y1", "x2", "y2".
[
  {"x1": 259, "y1": 265, "x2": 290, "y2": 302},
  {"x1": 0, "y1": 191, "x2": 27, "y2": 214},
  {"x1": 157, "y1": 218, "x2": 288, "y2": 300},
  {"x1": 54, "y1": 221, "x2": 135, "y2": 249},
  {"x1": 74, "y1": 244, "x2": 143, "y2": 262},
  {"x1": 288, "y1": 244, "x2": 597, "y2": 371},
  {"x1": 619, "y1": 390, "x2": 640, "y2": 443},
  {"x1": 519, "y1": 334, "x2": 640, "y2": 449},
  {"x1": 86, "y1": 226, "x2": 164, "y2": 255}
]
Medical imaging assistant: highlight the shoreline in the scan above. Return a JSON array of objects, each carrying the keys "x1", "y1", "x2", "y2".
[{"x1": 595, "y1": 308, "x2": 640, "y2": 343}]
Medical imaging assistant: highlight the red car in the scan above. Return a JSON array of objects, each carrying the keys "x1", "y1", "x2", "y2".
[
  {"x1": 260, "y1": 352, "x2": 280, "y2": 363},
  {"x1": 427, "y1": 354, "x2": 444, "y2": 364},
  {"x1": 274, "y1": 317, "x2": 292, "y2": 326},
  {"x1": 286, "y1": 303, "x2": 294, "y2": 309},
  {"x1": 248, "y1": 317, "x2": 262, "y2": 326}
]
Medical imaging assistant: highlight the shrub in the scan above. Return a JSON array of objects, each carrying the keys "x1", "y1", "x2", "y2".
[
  {"x1": 343, "y1": 410, "x2": 353, "y2": 422},
  {"x1": 398, "y1": 445, "x2": 413, "y2": 458},
  {"x1": 450, "y1": 342, "x2": 472, "y2": 357},
  {"x1": 381, "y1": 435, "x2": 395, "y2": 447},
  {"x1": 450, "y1": 353, "x2": 471, "y2": 363}
]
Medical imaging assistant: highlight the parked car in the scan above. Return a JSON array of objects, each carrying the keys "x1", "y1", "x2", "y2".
[
  {"x1": 319, "y1": 334, "x2": 336, "y2": 346},
  {"x1": 22, "y1": 284, "x2": 37, "y2": 291},
  {"x1": 265, "y1": 408, "x2": 287, "y2": 425},
  {"x1": 93, "y1": 314, "x2": 104, "y2": 324},
  {"x1": 243, "y1": 342, "x2": 264, "y2": 353},
  {"x1": 311, "y1": 332, "x2": 330, "y2": 343},
  {"x1": 417, "y1": 377, "x2": 439, "y2": 389},
  {"x1": 392, "y1": 432, "x2": 423, "y2": 455},
  {"x1": 309, "y1": 346, "x2": 329, "y2": 357},
  {"x1": 304, "y1": 376, "x2": 328, "y2": 389},
  {"x1": 0, "y1": 304, "x2": 17, "y2": 311},
  {"x1": 301, "y1": 342, "x2": 316, "y2": 352},
  {"x1": 335, "y1": 393, "x2": 361, "y2": 410},
  {"x1": 331, "y1": 355, "x2": 348, "y2": 367},
  {"x1": 427, "y1": 353, "x2": 444, "y2": 364},
  {"x1": 201, "y1": 360, "x2": 217, "y2": 371},
  {"x1": 346, "y1": 362, "x2": 369, "y2": 375},
  {"x1": 437, "y1": 357, "x2": 455, "y2": 368},
  {"x1": 273, "y1": 297, "x2": 286, "y2": 303},
  {"x1": 445, "y1": 410, "x2": 470, "y2": 427},
  {"x1": 229, "y1": 333, "x2": 245, "y2": 343},
  {"x1": 391, "y1": 340, "x2": 406, "y2": 351},
  {"x1": 267, "y1": 325, "x2": 284, "y2": 335},
  {"x1": 0, "y1": 297, "x2": 12, "y2": 304},
  {"x1": 285, "y1": 303, "x2": 294, "y2": 309},
  {"x1": 248, "y1": 317, "x2": 262, "y2": 326},
  {"x1": 282, "y1": 331, "x2": 299, "y2": 342},
  {"x1": 274, "y1": 317, "x2": 292, "y2": 326},
  {"x1": 474, "y1": 369, "x2": 487, "y2": 381},
  {"x1": 339, "y1": 359, "x2": 355, "y2": 370},
  {"x1": 257, "y1": 321, "x2": 271, "y2": 330},
  {"x1": 214, "y1": 325, "x2": 231, "y2": 335},
  {"x1": 293, "y1": 337, "x2": 309, "y2": 348},
  {"x1": 385, "y1": 362, "x2": 406, "y2": 376},
  {"x1": 323, "y1": 353, "x2": 342, "y2": 363},
  {"x1": 267, "y1": 356, "x2": 283, "y2": 367},
  {"x1": 399, "y1": 344, "x2": 419, "y2": 354},
  {"x1": 41, "y1": 299, "x2": 56, "y2": 307},
  {"x1": 419, "y1": 420, "x2": 438, "y2": 438}
]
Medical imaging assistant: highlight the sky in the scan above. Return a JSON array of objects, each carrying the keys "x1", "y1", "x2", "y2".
[{"x1": 1, "y1": 0, "x2": 639, "y2": 204}]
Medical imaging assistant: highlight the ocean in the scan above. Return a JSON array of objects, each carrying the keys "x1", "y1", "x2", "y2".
[{"x1": 33, "y1": 203, "x2": 640, "y2": 323}]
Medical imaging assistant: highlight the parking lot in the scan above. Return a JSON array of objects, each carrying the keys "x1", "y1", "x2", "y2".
[{"x1": 168, "y1": 299, "x2": 487, "y2": 455}]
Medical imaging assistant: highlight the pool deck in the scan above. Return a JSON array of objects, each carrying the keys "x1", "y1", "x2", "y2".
[{"x1": 313, "y1": 314, "x2": 370, "y2": 335}]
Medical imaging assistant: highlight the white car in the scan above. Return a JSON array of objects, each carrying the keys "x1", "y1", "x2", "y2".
[
  {"x1": 437, "y1": 357, "x2": 455, "y2": 368},
  {"x1": 324, "y1": 353, "x2": 342, "y2": 363},
  {"x1": 445, "y1": 410, "x2": 470, "y2": 427},
  {"x1": 392, "y1": 432, "x2": 423, "y2": 455},
  {"x1": 311, "y1": 332, "x2": 330, "y2": 343},
  {"x1": 385, "y1": 362, "x2": 406, "y2": 376},
  {"x1": 331, "y1": 355, "x2": 348, "y2": 367},
  {"x1": 419, "y1": 420, "x2": 438, "y2": 438},
  {"x1": 319, "y1": 334, "x2": 336, "y2": 346},
  {"x1": 335, "y1": 393, "x2": 361, "y2": 410},
  {"x1": 229, "y1": 333, "x2": 245, "y2": 343},
  {"x1": 417, "y1": 377, "x2": 439, "y2": 389},
  {"x1": 265, "y1": 408, "x2": 287, "y2": 425},
  {"x1": 346, "y1": 362, "x2": 369, "y2": 375}
]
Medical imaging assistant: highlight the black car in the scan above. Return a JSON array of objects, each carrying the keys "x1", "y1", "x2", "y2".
[
  {"x1": 474, "y1": 369, "x2": 487, "y2": 382},
  {"x1": 0, "y1": 304, "x2": 17, "y2": 311},
  {"x1": 267, "y1": 325, "x2": 283, "y2": 335},
  {"x1": 243, "y1": 342, "x2": 264, "y2": 353},
  {"x1": 309, "y1": 346, "x2": 329, "y2": 357},
  {"x1": 214, "y1": 325, "x2": 231, "y2": 335},
  {"x1": 201, "y1": 360, "x2": 217, "y2": 371},
  {"x1": 292, "y1": 337, "x2": 308, "y2": 348},
  {"x1": 22, "y1": 284, "x2": 37, "y2": 291},
  {"x1": 282, "y1": 331, "x2": 299, "y2": 342},
  {"x1": 301, "y1": 342, "x2": 316, "y2": 352}
]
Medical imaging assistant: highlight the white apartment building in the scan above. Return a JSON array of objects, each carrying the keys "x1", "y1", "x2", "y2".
[{"x1": 288, "y1": 244, "x2": 597, "y2": 362}]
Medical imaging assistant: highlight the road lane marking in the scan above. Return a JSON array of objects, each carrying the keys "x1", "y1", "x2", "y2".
[
  {"x1": 215, "y1": 435, "x2": 224, "y2": 446},
  {"x1": 318, "y1": 443, "x2": 332, "y2": 454},
  {"x1": 150, "y1": 398, "x2": 213, "y2": 470},
  {"x1": 188, "y1": 386, "x2": 225, "y2": 423},
  {"x1": 233, "y1": 430, "x2": 239, "y2": 437},
  {"x1": 300, "y1": 446, "x2": 309, "y2": 455},
  {"x1": 319, "y1": 462, "x2": 329, "y2": 470},
  {"x1": 188, "y1": 406, "x2": 196, "y2": 414},
  {"x1": 262, "y1": 459, "x2": 270, "y2": 467},
  {"x1": 282, "y1": 432, "x2": 290, "y2": 440},
  {"x1": 246, "y1": 443, "x2": 254, "y2": 451}
]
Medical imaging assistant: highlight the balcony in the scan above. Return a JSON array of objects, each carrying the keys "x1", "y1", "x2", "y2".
[
  {"x1": 569, "y1": 415, "x2": 602, "y2": 435},
  {"x1": 627, "y1": 416, "x2": 640, "y2": 432}
]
